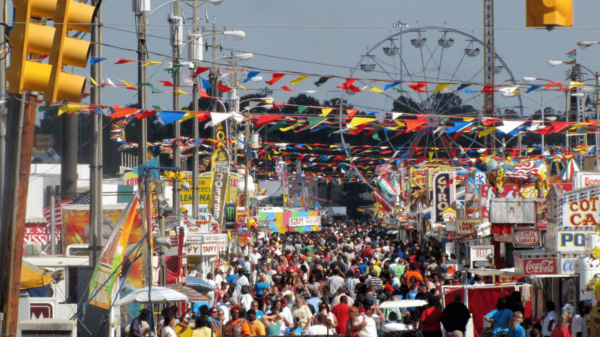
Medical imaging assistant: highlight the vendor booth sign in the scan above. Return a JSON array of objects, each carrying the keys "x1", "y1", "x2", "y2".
[
  {"x1": 574, "y1": 172, "x2": 600, "y2": 188},
  {"x1": 469, "y1": 245, "x2": 493, "y2": 268},
  {"x1": 457, "y1": 218, "x2": 482, "y2": 235},
  {"x1": 514, "y1": 250, "x2": 558, "y2": 276},
  {"x1": 547, "y1": 185, "x2": 600, "y2": 228},
  {"x1": 559, "y1": 254, "x2": 585, "y2": 275},
  {"x1": 545, "y1": 227, "x2": 594, "y2": 252},
  {"x1": 432, "y1": 171, "x2": 456, "y2": 222},
  {"x1": 513, "y1": 227, "x2": 541, "y2": 248}
]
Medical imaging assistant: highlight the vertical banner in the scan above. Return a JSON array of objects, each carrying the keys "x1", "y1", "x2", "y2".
[
  {"x1": 89, "y1": 192, "x2": 140, "y2": 309},
  {"x1": 480, "y1": 184, "x2": 494, "y2": 219},
  {"x1": 210, "y1": 148, "x2": 231, "y2": 231},
  {"x1": 432, "y1": 171, "x2": 455, "y2": 222}
]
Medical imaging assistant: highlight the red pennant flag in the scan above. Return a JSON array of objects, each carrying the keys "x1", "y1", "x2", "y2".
[
  {"x1": 337, "y1": 78, "x2": 356, "y2": 90},
  {"x1": 348, "y1": 85, "x2": 362, "y2": 92},
  {"x1": 159, "y1": 81, "x2": 174, "y2": 86},
  {"x1": 254, "y1": 115, "x2": 283, "y2": 128},
  {"x1": 480, "y1": 86, "x2": 498, "y2": 93},
  {"x1": 272, "y1": 103, "x2": 285, "y2": 109},
  {"x1": 281, "y1": 86, "x2": 292, "y2": 91},
  {"x1": 218, "y1": 83, "x2": 232, "y2": 92},
  {"x1": 114, "y1": 58, "x2": 137, "y2": 64},
  {"x1": 135, "y1": 110, "x2": 158, "y2": 120},
  {"x1": 545, "y1": 82, "x2": 563, "y2": 90},
  {"x1": 191, "y1": 66, "x2": 211, "y2": 78},
  {"x1": 347, "y1": 123, "x2": 369, "y2": 135},
  {"x1": 265, "y1": 73, "x2": 285, "y2": 85},
  {"x1": 549, "y1": 122, "x2": 572, "y2": 133},
  {"x1": 109, "y1": 108, "x2": 138, "y2": 119},
  {"x1": 481, "y1": 118, "x2": 500, "y2": 126},
  {"x1": 403, "y1": 120, "x2": 428, "y2": 132},
  {"x1": 199, "y1": 88, "x2": 211, "y2": 98},
  {"x1": 346, "y1": 109, "x2": 358, "y2": 119},
  {"x1": 408, "y1": 82, "x2": 428, "y2": 92},
  {"x1": 197, "y1": 112, "x2": 211, "y2": 122}
]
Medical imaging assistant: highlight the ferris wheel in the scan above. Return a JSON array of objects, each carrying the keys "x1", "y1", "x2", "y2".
[
  {"x1": 338, "y1": 26, "x2": 525, "y2": 160},
  {"x1": 347, "y1": 26, "x2": 524, "y2": 118}
]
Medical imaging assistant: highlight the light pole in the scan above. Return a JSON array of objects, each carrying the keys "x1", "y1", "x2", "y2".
[{"x1": 550, "y1": 57, "x2": 599, "y2": 168}]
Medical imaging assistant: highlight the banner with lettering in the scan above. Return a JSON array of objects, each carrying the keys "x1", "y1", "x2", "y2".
[
  {"x1": 432, "y1": 171, "x2": 455, "y2": 222},
  {"x1": 61, "y1": 205, "x2": 129, "y2": 249},
  {"x1": 89, "y1": 191, "x2": 140, "y2": 309},
  {"x1": 210, "y1": 148, "x2": 233, "y2": 231}
]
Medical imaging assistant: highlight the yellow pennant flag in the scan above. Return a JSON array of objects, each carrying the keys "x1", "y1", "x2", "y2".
[
  {"x1": 431, "y1": 83, "x2": 451, "y2": 93},
  {"x1": 349, "y1": 117, "x2": 377, "y2": 129},
  {"x1": 141, "y1": 61, "x2": 162, "y2": 66},
  {"x1": 174, "y1": 89, "x2": 188, "y2": 95},
  {"x1": 238, "y1": 84, "x2": 251, "y2": 91},
  {"x1": 180, "y1": 113, "x2": 197, "y2": 123},
  {"x1": 478, "y1": 127, "x2": 496, "y2": 138},
  {"x1": 290, "y1": 75, "x2": 308, "y2": 85},
  {"x1": 58, "y1": 104, "x2": 85, "y2": 116},
  {"x1": 428, "y1": 152, "x2": 434, "y2": 161},
  {"x1": 528, "y1": 148, "x2": 536, "y2": 153},
  {"x1": 119, "y1": 79, "x2": 135, "y2": 87},
  {"x1": 463, "y1": 118, "x2": 475, "y2": 122},
  {"x1": 88, "y1": 75, "x2": 99, "y2": 86},
  {"x1": 369, "y1": 87, "x2": 385, "y2": 93},
  {"x1": 306, "y1": 145, "x2": 313, "y2": 150},
  {"x1": 569, "y1": 81, "x2": 585, "y2": 88},
  {"x1": 280, "y1": 121, "x2": 303, "y2": 132},
  {"x1": 319, "y1": 108, "x2": 333, "y2": 117}
]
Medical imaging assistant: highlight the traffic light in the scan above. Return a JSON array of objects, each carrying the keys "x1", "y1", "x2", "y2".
[
  {"x1": 526, "y1": 0, "x2": 573, "y2": 29},
  {"x1": 6, "y1": 0, "x2": 97, "y2": 103}
]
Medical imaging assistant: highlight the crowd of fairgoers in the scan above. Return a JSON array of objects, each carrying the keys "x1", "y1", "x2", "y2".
[{"x1": 127, "y1": 221, "x2": 590, "y2": 337}]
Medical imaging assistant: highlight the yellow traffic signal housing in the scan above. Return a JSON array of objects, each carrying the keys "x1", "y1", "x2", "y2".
[
  {"x1": 6, "y1": 0, "x2": 97, "y2": 102},
  {"x1": 526, "y1": 0, "x2": 573, "y2": 29}
]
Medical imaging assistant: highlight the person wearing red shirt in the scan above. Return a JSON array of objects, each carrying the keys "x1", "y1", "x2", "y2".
[
  {"x1": 331, "y1": 296, "x2": 350, "y2": 335},
  {"x1": 420, "y1": 297, "x2": 444, "y2": 337}
]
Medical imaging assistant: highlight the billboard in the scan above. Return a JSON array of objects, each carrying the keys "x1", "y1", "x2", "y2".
[{"x1": 432, "y1": 171, "x2": 456, "y2": 222}]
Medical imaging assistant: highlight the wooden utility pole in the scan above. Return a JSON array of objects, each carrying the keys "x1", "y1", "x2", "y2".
[{"x1": 0, "y1": 93, "x2": 37, "y2": 334}]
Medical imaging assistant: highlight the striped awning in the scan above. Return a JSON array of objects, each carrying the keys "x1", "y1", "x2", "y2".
[{"x1": 166, "y1": 284, "x2": 209, "y2": 303}]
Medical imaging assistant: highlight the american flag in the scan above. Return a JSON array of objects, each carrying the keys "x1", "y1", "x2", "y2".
[{"x1": 42, "y1": 192, "x2": 91, "y2": 226}]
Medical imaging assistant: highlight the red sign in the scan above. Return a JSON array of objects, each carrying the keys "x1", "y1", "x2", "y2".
[
  {"x1": 524, "y1": 258, "x2": 557, "y2": 276},
  {"x1": 24, "y1": 225, "x2": 61, "y2": 246},
  {"x1": 457, "y1": 219, "x2": 482, "y2": 235},
  {"x1": 513, "y1": 228, "x2": 541, "y2": 247},
  {"x1": 30, "y1": 303, "x2": 53, "y2": 319},
  {"x1": 34, "y1": 134, "x2": 55, "y2": 150}
]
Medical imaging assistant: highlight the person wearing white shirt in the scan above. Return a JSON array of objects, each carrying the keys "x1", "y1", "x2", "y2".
[
  {"x1": 250, "y1": 249, "x2": 262, "y2": 265},
  {"x1": 234, "y1": 269, "x2": 249, "y2": 293},
  {"x1": 305, "y1": 314, "x2": 336, "y2": 335},
  {"x1": 572, "y1": 301, "x2": 590, "y2": 337},
  {"x1": 216, "y1": 294, "x2": 232, "y2": 324},
  {"x1": 542, "y1": 301, "x2": 558, "y2": 337},
  {"x1": 354, "y1": 304, "x2": 381, "y2": 337},
  {"x1": 214, "y1": 270, "x2": 224, "y2": 289},
  {"x1": 240, "y1": 286, "x2": 254, "y2": 311}
]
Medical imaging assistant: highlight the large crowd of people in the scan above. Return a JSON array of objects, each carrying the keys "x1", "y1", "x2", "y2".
[{"x1": 128, "y1": 220, "x2": 591, "y2": 337}]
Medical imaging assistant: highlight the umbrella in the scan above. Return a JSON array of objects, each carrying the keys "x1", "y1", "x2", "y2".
[
  {"x1": 560, "y1": 158, "x2": 580, "y2": 181},
  {"x1": 167, "y1": 284, "x2": 209, "y2": 303},
  {"x1": 379, "y1": 300, "x2": 428, "y2": 309},
  {"x1": 116, "y1": 286, "x2": 188, "y2": 305},
  {"x1": 186, "y1": 277, "x2": 215, "y2": 293}
]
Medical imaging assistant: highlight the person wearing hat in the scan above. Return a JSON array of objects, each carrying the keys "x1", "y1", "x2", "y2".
[
  {"x1": 365, "y1": 259, "x2": 381, "y2": 277},
  {"x1": 223, "y1": 306, "x2": 245, "y2": 337}
]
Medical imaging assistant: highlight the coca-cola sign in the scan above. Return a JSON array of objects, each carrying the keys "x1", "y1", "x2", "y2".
[
  {"x1": 513, "y1": 227, "x2": 541, "y2": 247},
  {"x1": 523, "y1": 258, "x2": 557, "y2": 276}
]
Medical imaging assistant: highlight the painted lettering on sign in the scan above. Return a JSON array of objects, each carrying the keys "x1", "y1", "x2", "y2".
[
  {"x1": 457, "y1": 219, "x2": 482, "y2": 235},
  {"x1": 558, "y1": 232, "x2": 590, "y2": 251},
  {"x1": 433, "y1": 172, "x2": 453, "y2": 222},
  {"x1": 514, "y1": 228, "x2": 541, "y2": 247},
  {"x1": 561, "y1": 258, "x2": 578, "y2": 274},
  {"x1": 566, "y1": 196, "x2": 600, "y2": 227},
  {"x1": 524, "y1": 258, "x2": 556, "y2": 275},
  {"x1": 202, "y1": 244, "x2": 218, "y2": 255}
]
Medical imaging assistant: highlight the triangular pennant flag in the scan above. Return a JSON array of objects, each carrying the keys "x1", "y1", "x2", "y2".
[
  {"x1": 526, "y1": 85, "x2": 542, "y2": 93},
  {"x1": 200, "y1": 78, "x2": 212, "y2": 89},
  {"x1": 218, "y1": 83, "x2": 232, "y2": 92},
  {"x1": 431, "y1": 83, "x2": 451, "y2": 93},
  {"x1": 478, "y1": 127, "x2": 496, "y2": 138},
  {"x1": 88, "y1": 76, "x2": 99, "y2": 86},
  {"x1": 349, "y1": 117, "x2": 376, "y2": 129},
  {"x1": 119, "y1": 79, "x2": 135, "y2": 87},
  {"x1": 290, "y1": 75, "x2": 308, "y2": 85},
  {"x1": 159, "y1": 80, "x2": 174, "y2": 87},
  {"x1": 369, "y1": 87, "x2": 385, "y2": 93},
  {"x1": 346, "y1": 109, "x2": 358, "y2": 119},
  {"x1": 314, "y1": 77, "x2": 330, "y2": 87},
  {"x1": 457, "y1": 84, "x2": 472, "y2": 91},
  {"x1": 390, "y1": 112, "x2": 403, "y2": 120},
  {"x1": 205, "y1": 112, "x2": 235, "y2": 128},
  {"x1": 164, "y1": 65, "x2": 181, "y2": 72},
  {"x1": 337, "y1": 78, "x2": 356, "y2": 90},
  {"x1": 297, "y1": 105, "x2": 308, "y2": 114},
  {"x1": 403, "y1": 120, "x2": 428, "y2": 132},
  {"x1": 497, "y1": 121, "x2": 524, "y2": 134},
  {"x1": 308, "y1": 117, "x2": 327, "y2": 129},
  {"x1": 384, "y1": 81, "x2": 401, "y2": 91},
  {"x1": 281, "y1": 86, "x2": 292, "y2": 92},
  {"x1": 158, "y1": 111, "x2": 187, "y2": 125},
  {"x1": 89, "y1": 58, "x2": 106, "y2": 65},
  {"x1": 280, "y1": 120, "x2": 303, "y2": 132},
  {"x1": 267, "y1": 120, "x2": 286, "y2": 133},
  {"x1": 114, "y1": 58, "x2": 136, "y2": 64},
  {"x1": 393, "y1": 87, "x2": 407, "y2": 93},
  {"x1": 319, "y1": 108, "x2": 333, "y2": 117},
  {"x1": 243, "y1": 71, "x2": 261, "y2": 83},
  {"x1": 265, "y1": 73, "x2": 285, "y2": 85},
  {"x1": 141, "y1": 61, "x2": 162, "y2": 66},
  {"x1": 255, "y1": 115, "x2": 283, "y2": 128},
  {"x1": 408, "y1": 82, "x2": 428, "y2": 92},
  {"x1": 191, "y1": 66, "x2": 211, "y2": 78},
  {"x1": 373, "y1": 125, "x2": 382, "y2": 141},
  {"x1": 105, "y1": 78, "x2": 117, "y2": 87},
  {"x1": 173, "y1": 89, "x2": 188, "y2": 95}
]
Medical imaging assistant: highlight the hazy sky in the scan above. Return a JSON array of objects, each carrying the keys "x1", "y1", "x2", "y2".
[{"x1": 28, "y1": 0, "x2": 600, "y2": 118}]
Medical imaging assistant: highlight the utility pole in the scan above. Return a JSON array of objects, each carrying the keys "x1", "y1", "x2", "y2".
[
  {"x1": 483, "y1": 0, "x2": 495, "y2": 149},
  {"x1": 209, "y1": 18, "x2": 223, "y2": 139},
  {"x1": 0, "y1": 93, "x2": 37, "y2": 335},
  {"x1": 596, "y1": 72, "x2": 599, "y2": 171},
  {"x1": 137, "y1": 7, "x2": 148, "y2": 165},
  {"x1": 89, "y1": 0, "x2": 103, "y2": 266},
  {"x1": 191, "y1": 0, "x2": 200, "y2": 218},
  {"x1": 170, "y1": 5, "x2": 182, "y2": 215},
  {"x1": 244, "y1": 124, "x2": 250, "y2": 210},
  {"x1": 0, "y1": 1, "x2": 6, "y2": 209}
]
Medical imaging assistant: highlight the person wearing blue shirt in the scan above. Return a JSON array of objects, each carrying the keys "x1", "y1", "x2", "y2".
[
  {"x1": 255, "y1": 274, "x2": 270, "y2": 297},
  {"x1": 484, "y1": 298, "x2": 513, "y2": 335},
  {"x1": 358, "y1": 258, "x2": 369, "y2": 275},
  {"x1": 406, "y1": 285, "x2": 418, "y2": 313},
  {"x1": 507, "y1": 311, "x2": 526, "y2": 337},
  {"x1": 226, "y1": 273, "x2": 236, "y2": 284}
]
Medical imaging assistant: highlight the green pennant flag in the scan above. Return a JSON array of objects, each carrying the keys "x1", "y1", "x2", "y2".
[
  {"x1": 267, "y1": 120, "x2": 286, "y2": 133},
  {"x1": 138, "y1": 82, "x2": 162, "y2": 94},
  {"x1": 297, "y1": 105, "x2": 308, "y2": 114},
  {"x1": 314, "y1": 77, "x2": 330, "y2": 87},
  {"x1": 595, "y1": 87, "x2": 600, "y2": 93},
  {"x1": 373, "y1": 125, "x2": 382, "y2": 141},
  {"x1": 457, "y1": 84, "x2": 472, "y2": 91},
  {"x1": 259, "y1": 87, "x2": 271, "y2": 91},
  {"x1": 38, "y1": 104, "x2": 60, "y2": 112},
  {"x1": 393, "y1": 87, "x2": 407, "y2": 93},
  {"x1": 308, "y1": 117, "x2": 327, "y2": 129},
  {"x1": 164, "y1": 65, "x2": 181, "y2": 72},
  {"x1": 439, "y1": 116, "x2": 451, "y2": 126},
  {"x1": 152, "y1": 105, "x2": 166, "y2": 111}
]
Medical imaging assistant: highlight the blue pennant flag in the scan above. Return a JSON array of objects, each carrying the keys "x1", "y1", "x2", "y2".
[
  {"x1": 384, "y1": 81, "x2": 402, "y2": 91},
  {"x1": 243, "y1": 71, "x2": 261, "y2": 83},
  {"x1": 201, "y1": 77, "x2": 212, "y2": 89}
]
